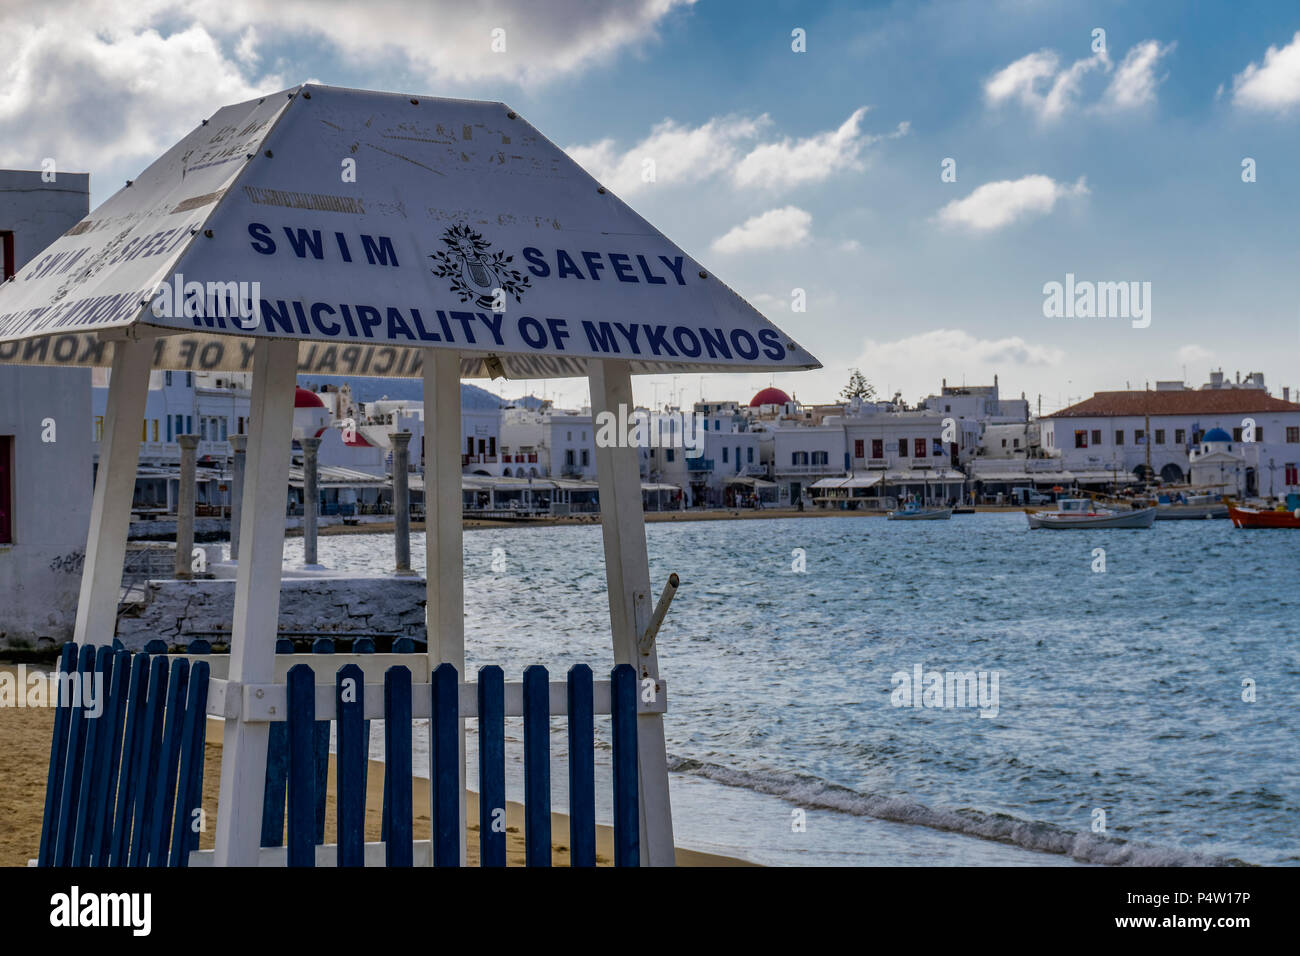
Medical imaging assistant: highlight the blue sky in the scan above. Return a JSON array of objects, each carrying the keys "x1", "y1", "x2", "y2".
[{"x1": 4, "y1": 0, "x2": 1299, "y2": 411}]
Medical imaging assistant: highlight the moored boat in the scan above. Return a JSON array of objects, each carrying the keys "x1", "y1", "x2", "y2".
[
  {"x1": 887, "y1": 499, "x2": 952, "y2": 520},
  {"x1": 1228, "y1": 505, "x2": 1300, "y2": 528},
  {"x1": 1025, "y1": 498, "x2": 1156, "y2": 529},
  {"x1": 1155, "y1": 492, "x2": 1228, "y2": 520}
]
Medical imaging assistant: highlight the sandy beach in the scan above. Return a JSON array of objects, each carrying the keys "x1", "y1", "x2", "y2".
[{"x1": 0, "y1": 668, "x2": 750, "y2": 867}]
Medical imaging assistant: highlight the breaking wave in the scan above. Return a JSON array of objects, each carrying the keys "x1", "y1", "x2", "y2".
[{"x1": 667, "y1": 757, "x2": 1247, "y2": 867}]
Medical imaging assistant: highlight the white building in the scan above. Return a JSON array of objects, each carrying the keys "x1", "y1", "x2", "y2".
[
  {"x1": 499, "y1": 403, "x2": 596, "y2": 480},
  {"x1": 0, "y1": 169, "x2": 93, "y2": 646},
  {"x1": 1041, "y1": 376, "x2": 1300, "y2": 497}
]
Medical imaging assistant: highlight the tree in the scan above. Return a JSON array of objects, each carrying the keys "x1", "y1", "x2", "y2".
[{"x1": 840, "y1": 368, "x2": 876, "y2": 402}]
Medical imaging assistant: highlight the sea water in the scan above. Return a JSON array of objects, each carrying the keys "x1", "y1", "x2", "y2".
[{"x1": 275, "y1": 514, "x2": 1298, "y2": 866}]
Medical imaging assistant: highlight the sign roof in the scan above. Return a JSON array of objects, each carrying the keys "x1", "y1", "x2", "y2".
[{"x1": 0, "y1": 84, "x2": 819, "y2": 379}]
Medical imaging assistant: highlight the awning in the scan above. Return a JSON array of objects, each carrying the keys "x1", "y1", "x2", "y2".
[
  {"x1": 641, "y1": 483, "x2": 681, "y2": 492},
  {"x1": 725, "y1": 475, "x2": 778, "y2": 488},
  {"x1": 810, "y1": 476, "x2": 849, "y2": 489},
  {"x1": 0, "y1": 84, "x2": 819, "y2": 380},
  {"x1": 287, "y1": 465, "x2": 389, "y2": 489}
]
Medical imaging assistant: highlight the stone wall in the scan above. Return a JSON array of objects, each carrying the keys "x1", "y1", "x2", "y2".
[{"x1": 114, "y1": 575, "x2": 427, "y2": 649}]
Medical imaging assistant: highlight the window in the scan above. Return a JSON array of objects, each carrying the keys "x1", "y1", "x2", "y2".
[
  {"x1": 185, "y1": 372, "x2": 193, "y2": 387},
  {"x1": 141, "y1": 419, "x2": 147, "y2": 441},
  {"x1": 238, "y1": 417, "x2": 246, "y2": 435},
  {"x1": 1000, "y1": 439, "x2": 1007, "y2": 448},
  {"x1": 1115, "y1": 430, "x2": 1124, "y2": 445},
  {"x1": 566, "y1": 431, "x2": 572, "y2": 441},
  {"x1": 872, "y1": 439, "x2": 883, "y2": 458},
  {"x1": 96, "y1": 416, "x2": 104, "y2": 442},
  {"x1": 1, "y1": 231, "x2": 14, "y2": 281},
  {"x1": 489, "y1": 436, "x2": 496, "y2": 456},
  {"x1": 1135, "y1": 429, "x2": 1145, "y2": 445},
  {"x1": 0, "y1": 436, "x2": 11, "y2": 544},
  {"x1": 1091, "y1": 429, "x2": 1101, "y2": 445},
  {"x1": 1257, "y1": 427, "x2": 1264, "y2": 441},
  {"x1": 1175, "y1": 428, "x2": 1186, "y2": 445},
  {"x1": 735, "y1": 447, "x2": 741, "y2": 470},
  {"x1": 152, "y1": 420, "x2": 160, "y2": 442},
  {"x1": 466, "y1": 436, "x2": 474, "y2": 455},
  {"x1": 723, "y1": 447, "x2": 729, "y2": 463},
  {"x1": 185, "y1": 416, "x2": 192, "y2": 435},
  {"x1": 1232, "y1": 427, "x2": 1243, "y2": 442},
  {"x1": 565, "y1": 450, "x2": 575, "y2": 467},
  {"x1": 854, "y1": 439, "x2": 864, "y2": 459},
  {"x1": 1287, "y1": 463, "x2": 1298, "y2": 485},
  {"x1": 1155, "y1": 429, "x2": 1165, "y2": 445},
  {"x1": 812, "y1": 451, "x2": 828, "y2": 465},
  {"x1": 1288, "y1": 427, "x2": 1300, "y2": 443},
  {"x1": 747, "y1": 447, "x2": 754, "y2": 463},
  {"x1": 666, "y1": 449, "x2": 675, "y2": 463},
  {"x1": 165, "y1": 371, "x2": 173, "y2": 386},
  {"x1": 914, "y1": 438, "x2": 927, "y2": 458},
  {"x1": 1013, "y1": 438, "x2": 1020, "y2": 449},
  {"x1": 581, "y1": 449, "x2": 589, "y2": 467},
  {"x1": 1074, "y1": 430, "x2": 1088, "y2": 449},
  {"x1": 897, "y1": 439, "x2": 907, "y2": 456}
]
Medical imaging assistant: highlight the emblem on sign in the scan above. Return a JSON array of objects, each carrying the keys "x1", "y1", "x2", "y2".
[{"x1": 429, "y1": 223, "x2": 531, "y2": 309}]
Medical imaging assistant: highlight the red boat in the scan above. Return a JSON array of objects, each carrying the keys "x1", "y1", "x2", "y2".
[{"x1": 1228, "y1": 505, "x2": 1300, "y2": 528}]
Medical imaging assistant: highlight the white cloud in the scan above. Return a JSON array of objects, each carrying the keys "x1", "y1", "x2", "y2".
[
  {"x1": 1099, "y1": 40, "x2": 1174, "y2": 111},
  {"x1": 1231, "y1": 31, "x2": 1300, "y2": 112},
  {"x1": 731, "y1": 108, "x2": 908, "y2": 190},
  {"x1": 986, "y1": 40, "x2": 1171, "y2": 120},
  {"x1": 936, "y1": 174, "x2": 1088, "y2": 232},
  {"x1": 846, "y1": 329, "x2": 1063, "y2": 400},
  {"x1": 1175, "y1": 344, "x2": 1213, "y2": 366},
  {"x1": 711, "y1": 206, "x2": 812, "y2": 254},
  {"x1": 0, "y1": 0, "x2": 696, "y2": 173},
  {"x1": 567, "y1": 115, "x2": 768, "y2": 197},
  {"x1": 568, "y1": 108, "x2": 903, "y2": 196}
]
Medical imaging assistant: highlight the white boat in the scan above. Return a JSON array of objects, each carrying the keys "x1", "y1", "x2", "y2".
[
  {"x1": 1025, "y1": 498, "x2": 1156, "y2": 529},
  {"x1": 887, "y1": 500, "x2": 952, "y2": 521}
]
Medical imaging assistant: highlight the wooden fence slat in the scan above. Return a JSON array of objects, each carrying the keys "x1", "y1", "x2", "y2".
[
  {"x1": 38, "y1": 643, "x2": 78, "y2": 866},
  {"x1": 143, "y1": 639, "x2": 167, "y2": 654},
  {"x1": 355, "y1": 640, "x2": 373, "y2": 801},
  {"x1": 72, "y1": 646, "x2": 115, "y2": 866},
  {"x1": 392, "y1": 637, "x2": 415, "y2": 654},
  {"x1": 148, "y1": 657, "x2": 190, "y2": 866},
  {"x1": 259, "y1": 638, "x2": 295, "y2": 847},
  {"x1": 611, "y1": 663, "x2": 640, "y2": 868},
  {"x1": 108, "y1": 653, "x2": 150, "y2": 866},
  {"x1": 129, "y1": 655, "x2": 170, "y2": 866},
  {"x1": 383, "y1": 666, "x2": 413, "y2": 867},
  {"x1": 91, "y1": 649, "x2": 132, "y2": 866},
  {"x1": 431, "y1": 662, "x2": 459, "y2": 866},
  {"x1": 477, "y1": 665, "x2": 506, "y2": 868},
  {"x1": 522, "y1": 664, "x2": 551, "y2": 867},
  {"x1": 286, "y1": 663, "x2": 316, "y2": 867},
  {"x1": 53, "y1": 644, "x2": 96, "y2": 866},
  {"x1": 169, "y1": 660, "x2": 209, "y2": 866},
  {"x1": 335, "y1": 663, "x2": 365, "y2": 868},
  {"x1": 567, "y1": 664, "x2": 596, "y2": 868},
  {"x1": 311, "y1": 638, "x2": 334, "y2": 845}
]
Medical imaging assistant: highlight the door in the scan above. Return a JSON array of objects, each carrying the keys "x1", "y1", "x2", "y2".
[{"x1": 0, "y1": 436, "x2": 12, "y2": 544}]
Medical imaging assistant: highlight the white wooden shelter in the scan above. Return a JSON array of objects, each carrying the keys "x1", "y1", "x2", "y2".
[{"x1": 0, "y1": 84, "x2": 819, "y2": 865}]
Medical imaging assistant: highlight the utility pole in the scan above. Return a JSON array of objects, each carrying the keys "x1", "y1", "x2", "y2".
[{"x1": 1145, "y1": 383, "x2": 1151, "y2": 483}]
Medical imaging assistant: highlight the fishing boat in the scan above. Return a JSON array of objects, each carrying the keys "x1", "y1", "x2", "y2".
[
  {"x1": 1154, "y1": 491, "x2": 1228, "y2": 520},
  {"x1": 1025, "y1": 498, "x2": 1156, "y2": 529},
  {"x1": 887, "y1": 498, "x2": 952, "y2": 520},
  {"x1": 1228, "y1": 504, "x2": 1300, "y2": 528}
]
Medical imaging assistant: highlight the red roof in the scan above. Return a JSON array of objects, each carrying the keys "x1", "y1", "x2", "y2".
[
  {"x1": 1047, "y1": 390, "x2": 1300, "y2": 418},
  {"x1": 295, "y1": 387, "x2": 325, "y2": 408},
  {"x1": 750, "y1": 386, "x2": 792, "y2": 407},
  {"x1": 315, "y1": 424, "x2": 371, "y2": 447}
]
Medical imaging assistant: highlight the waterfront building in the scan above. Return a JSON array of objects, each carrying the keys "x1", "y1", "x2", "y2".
[{"x1": 1041, "y1": 375, "x2": 1300, "y2": 497}]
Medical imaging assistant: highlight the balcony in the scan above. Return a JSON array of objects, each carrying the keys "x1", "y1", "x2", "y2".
[
  {"x1": 865, "y1": 457, "x2": 889, "y2": 469},
  {"x1": 687, "y1": 458, "x2": 715, "y2": 473},
  {"x1": 776, "y1": 462, "x2": 836, "y2": 474},
  {"x1": 461, "y1": 454, "x2": 499, "y2": 466}
]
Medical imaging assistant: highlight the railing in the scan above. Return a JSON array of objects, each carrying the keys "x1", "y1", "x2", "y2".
[
  {"x1": 686, "y1": 458, "x2": 714, "y2": 473},
  {"x1": 774, "y1": 462, "x2": 835, "y2": 474}
]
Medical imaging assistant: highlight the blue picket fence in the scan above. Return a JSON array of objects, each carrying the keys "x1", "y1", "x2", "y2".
[
  {"x1": 42, "y1": 640, "x2": 641, "y2": 867},
  {"x1": 39, "y1": 641, "x2": 210, "y2": 867},
  {"x1": 262, "y1": 655, "x2": 641, "y2": 867}
]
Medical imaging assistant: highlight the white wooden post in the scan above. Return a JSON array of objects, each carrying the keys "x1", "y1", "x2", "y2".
[
  {"x1": 423, "y1": 350, "x2": 466, "y2": 863},
  {"x1": 589, "y1": 359, "x2": 676, "y2": 866},
  {"x1": 213, "y1": 338, "x2": 298, "y2": 866},
  {"x1": 73, "y1": 339, "x2": 152, "y2": 647}
]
